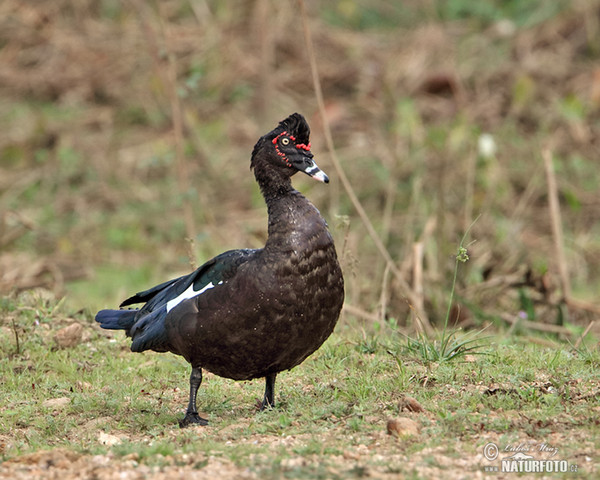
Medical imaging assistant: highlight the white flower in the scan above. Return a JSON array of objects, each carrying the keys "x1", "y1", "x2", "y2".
[{"x1": 478, "y1": 133, "x2": 497, "y2": 159}]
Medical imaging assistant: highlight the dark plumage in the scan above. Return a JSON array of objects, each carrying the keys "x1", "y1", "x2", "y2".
[{"x1": 96, "y1": 113, "x2": 344, "y2": 426}]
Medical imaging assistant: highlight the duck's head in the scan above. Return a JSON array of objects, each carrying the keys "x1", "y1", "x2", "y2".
[{"x1": 251, "y1": 113, "x2": 329, "y2": 184}]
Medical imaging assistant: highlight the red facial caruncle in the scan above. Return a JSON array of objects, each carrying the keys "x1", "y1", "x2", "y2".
[
  {"x1": 272, "y1": 130, "x2": 312, "y2": 168},
  {"x1": 295, "y1": 142, "x2": 311, "y2": 151},
  {"x1": 272, "y1": 131, "x2": 292, "y2": 167}
]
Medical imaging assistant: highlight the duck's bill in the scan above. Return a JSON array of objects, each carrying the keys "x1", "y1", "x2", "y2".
[{"x1": 302, "y1": 160, "x2": 329, "y2": 183}]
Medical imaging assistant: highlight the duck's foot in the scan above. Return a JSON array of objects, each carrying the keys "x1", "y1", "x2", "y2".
[
  {"x1": 180, "y1": 367, "x2": 208, "y2": 427},
  {"x1": 260, "y1": 373, "x2": 276, "y2": 411},
  {"x1": 179, "y1": 412, "x2": 209, "y2": 428},
  {"x1": 257, "y1": 398, "x2": 275, "y2": 411}
]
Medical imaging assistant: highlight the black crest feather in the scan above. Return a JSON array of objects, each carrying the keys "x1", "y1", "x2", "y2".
[
  {"x1": 277, "y1": 113, "x2": 310, "y2": 144},
  {"x1": 251, "y1": 113, "x2": 311, "y2": 169}
]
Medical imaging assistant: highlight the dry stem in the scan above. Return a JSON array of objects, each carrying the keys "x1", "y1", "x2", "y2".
[
  {"x1": 297, "y1": 0, "x2": 429, "y2": 331},
  {"x1": 542, "y1": 149, "x2": 570, "y2": 300},
  {"x1": 134, "y1": 0, "x2": 197, "y2": 270}
]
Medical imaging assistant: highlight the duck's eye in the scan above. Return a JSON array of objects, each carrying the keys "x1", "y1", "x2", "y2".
[{"x1": 281, "y1": 137, "x2": 290, "y2": 146}]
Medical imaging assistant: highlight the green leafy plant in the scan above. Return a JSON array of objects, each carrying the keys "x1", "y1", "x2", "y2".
[{"x1": 402, "y1": 220, "x2": 489, "y2": 363}]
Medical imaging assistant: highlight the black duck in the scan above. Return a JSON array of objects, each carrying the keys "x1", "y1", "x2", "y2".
[{"x1": 96, "y1": 113, "x2": 344, "y2": 426}]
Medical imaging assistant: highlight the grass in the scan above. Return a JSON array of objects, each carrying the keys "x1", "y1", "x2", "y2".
[
  {"x1": 1, "y1": 292, "x2": 599, "y2": 478},
  {"x1": 2, "y1": 0, "x2": 600, "y2": 477},
  {"x1": 399, "y1": 225, "x2": 490, "y2": 364}
]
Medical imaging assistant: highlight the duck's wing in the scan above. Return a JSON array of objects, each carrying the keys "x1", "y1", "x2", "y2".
[
  {"x1": 114, "y1": 248, "x2": 257, "y2": 353},
  {"x1": 119, "y1": 248, "x2": 258, "y2": 316},
  {"x1": 118, "y1": 276, "x2": 184, "y2": 308}
]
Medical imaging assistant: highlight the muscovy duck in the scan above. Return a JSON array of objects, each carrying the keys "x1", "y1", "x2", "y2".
[{"x1": 96, "y1": 113, "x2": 344, "y2": 426}]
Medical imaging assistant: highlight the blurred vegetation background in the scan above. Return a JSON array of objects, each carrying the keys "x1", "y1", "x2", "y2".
[{"x1": 1, "y1": 0, "x2": 599, "y2": 340}]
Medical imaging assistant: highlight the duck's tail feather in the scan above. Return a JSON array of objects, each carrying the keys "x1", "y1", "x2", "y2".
[{"x1": 95, "y1": 309, "x2": 138, "y2": 333}]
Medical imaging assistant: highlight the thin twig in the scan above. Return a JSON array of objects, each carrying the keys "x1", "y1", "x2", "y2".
[
  {"x1": 297, "y1": 0, "x2": 427, "y2": 327},
  {"x1": 411, "y1": 216, "x2": 437, "y2": 335},
  {"x1": 253, "y1": 0, "x2": 275, "y2": 123},
  {"x1": 566, "y1": 297, "x2": 600, "y2": 315},
  {"x1": 543, "y1": 149, "x2": 570, "y2": 300},
  {"x1": 463, "y1": 151, "x2": 476, "y2": 230},
  {"x1": 343, "y1": 304, "x2": 380, "y2": 324},
  {"x1": 539, "y1": 150, "x2": 600, "y2": 316},
  {"x1": 500, "y1": 313, "x2": 573, "y2": 335},
  {"x1": 412, "y1": 242, "x2": 425, "y2": 334},
  {"x1": 510, "y1": 162, "x2": 544, "y2": 223},
  {"x1": 11, "y1": 318, "x2": 20, "y2": 356},
  {"x1": 526, "y1": 337, "x2": 561, "y2": 348},
  {"x1": 134, "y1": 0, "x2": 197, "y2": 270},
  {"x1": 189, "y1": 0, "x2": 213, "y2": 26},
  {"x1": 156, "y1": 3, "x2": 197, "y2": 270},
  {"x1": 379, "y1": 263, "x2": 391, "y2": 324},
  {"x1": 573, "y1": 320, "x2": 595, "y2": 350}
]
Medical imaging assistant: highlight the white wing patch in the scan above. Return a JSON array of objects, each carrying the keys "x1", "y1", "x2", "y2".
[{"x1": 166, "y1": 280, "x2": 223, "y2": 313}]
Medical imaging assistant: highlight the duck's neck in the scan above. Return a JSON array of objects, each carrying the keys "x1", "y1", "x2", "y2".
[
  {"x1": 254, "y1": 165, "x2": 317, "y2": 253},
  {"x1": 264, "y1": 191, "x2": 315, "y2": 253},
  {"x1": 254, "y1": 164, "x2": 294, "y2": 204}
]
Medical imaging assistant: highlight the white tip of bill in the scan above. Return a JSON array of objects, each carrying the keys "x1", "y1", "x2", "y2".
[
  {"x1": 312, "y1": 170, "x2": 329, "y2": 183},
  {"x1": 304, "y1": 163, "x2": 329, "y2": 183}
]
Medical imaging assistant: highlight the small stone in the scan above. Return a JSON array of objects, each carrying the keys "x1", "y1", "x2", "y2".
[
  {"x1": 281, "y1": 457, "x2": 306, "y2": 469},
  {"x1": 342, "y1": 450, "x2": 359, "y2": 460},
  {"x1": 386, "y1": 417, "x2": 420, "y2": 438},
  {"x1": 42, "y1": 397, "x2": 71, "y2": 409},
  {"x1": 54, "y1": 323, "x2": 83, "y2": 348},
  {"x1": 398, "y1": 395, "x2": 425, "y2": 413},
  {"x1": 98, "y1": 432, "x2": 122, "y2": 446},
  {"x1": 75, "y1": 380, "x2": 92, "y2": 391}
]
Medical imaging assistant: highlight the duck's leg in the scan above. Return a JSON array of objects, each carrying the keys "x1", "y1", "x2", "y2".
[
  {"x1": 179, "y1": 367, "x2": 209, "y2": 427},
  {"x1": 261, "y1": 373, "x2": 277, "y2": 410}
]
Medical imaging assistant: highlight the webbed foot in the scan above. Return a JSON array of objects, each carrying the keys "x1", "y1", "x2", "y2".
[{"x1": 179, "y1": 412, "x2": 209, "y2": 428}]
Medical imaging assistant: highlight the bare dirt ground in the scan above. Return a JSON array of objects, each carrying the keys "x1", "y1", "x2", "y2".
[
  {"x1": 2, "y1": 1, "x2": 600, "y2": 478},
  {"x1": 1, "y1": 429, "x2": 595, "y2": 479}
]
